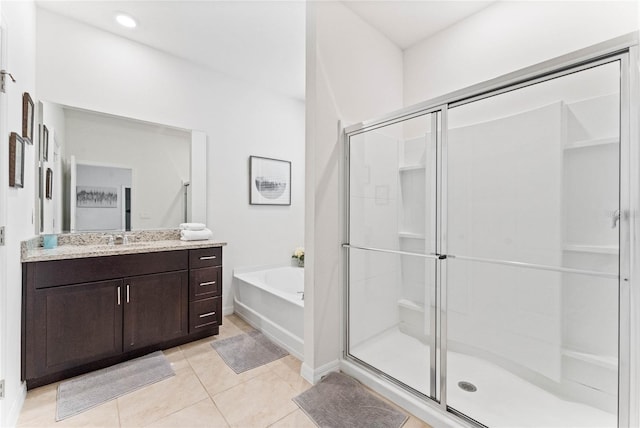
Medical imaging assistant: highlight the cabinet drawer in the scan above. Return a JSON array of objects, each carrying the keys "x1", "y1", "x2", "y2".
[
  {"x1": 189, "y1": 297, "x2": 222, "y2": 332},
  {"x1": 189, "y1": 247, "x2": 222, "y2": 269},
  {"x1": 190, "y1": 267, "x2": 221, "y2": 301},
  {"x1": 33, "y1": 251, "x2": 188, "y2": 289}
]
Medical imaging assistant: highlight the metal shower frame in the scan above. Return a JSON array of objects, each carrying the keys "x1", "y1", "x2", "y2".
[{"x1": 341, "y1": 32, "x2": 639, "y2": 428}]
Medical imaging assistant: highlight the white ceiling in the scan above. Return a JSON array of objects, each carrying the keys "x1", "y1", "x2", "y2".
[
  {"x1": 35, "y1": 1, "x2": 496, "y2": 101},
  {"x1": 36, "y1": 1, "x2": 307, "y2": 99},
  {"x1": 343, "y1": 1, "x2": 495, "y2": 50}
]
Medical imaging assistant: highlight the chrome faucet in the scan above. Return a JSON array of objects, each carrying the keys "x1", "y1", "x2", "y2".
[{"x1": 107, "y1": 233, "x2": 134, "y2": 245}]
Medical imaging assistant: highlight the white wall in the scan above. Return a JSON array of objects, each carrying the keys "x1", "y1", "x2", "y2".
[
  {"x1": 403, "y1": 1, "x2": 639, "y2": 105},
  {"x1": 36, "y1": 8, "x2": 305, "y2": 316},
  {"x1": 304, "y1": 1, "x2": 403, "y2": 381},
  {"x1": 64, "y1": 108, "x2": 190, "y2": 231},
  {"x1": 0, "y1": 1, "x2": 36, "y2": 426}
]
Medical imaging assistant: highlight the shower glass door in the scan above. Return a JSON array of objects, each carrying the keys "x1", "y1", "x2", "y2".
[
  {"x1": 347, "y1": 112, "x2": 439, "y2": 399},
  {"x1": 445, "y1": 60, "x2": 621, "y2": 427}
]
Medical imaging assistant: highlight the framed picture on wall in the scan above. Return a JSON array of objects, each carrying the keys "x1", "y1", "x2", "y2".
[
  {"x1": 42, "y1": 125, "x2": 49, "y2": 161},
  {"x1": 46, "y1": 168, "x2": 53, "y2": 199},
  {"x1": 9, "y1": 132, "x2": 25, "y2": 188},
  {"x1": 249, "y1": 156, "x2": 291, "y2": 205},
  {"x1": 22, "y1": 92, "x2": 34, "y2": 144},
  {"x1": 76, "y1": 186, "x2": 118, "y2": 208}
]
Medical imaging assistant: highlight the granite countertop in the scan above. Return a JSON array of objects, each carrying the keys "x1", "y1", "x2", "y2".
[{"x1": 21, "y1": 230, "x2": 226, "y2": 263}]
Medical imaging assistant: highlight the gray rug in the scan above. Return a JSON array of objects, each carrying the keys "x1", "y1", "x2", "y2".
[
  {"x1": 211, "y1": 330, "x2": 288, "y2": 373},
  {"x1": 56, "y1": 351, "x2": 174, "y2": 421},
  {"x1": 293, "y1": 372, "x2": 408, "y2": 428}
]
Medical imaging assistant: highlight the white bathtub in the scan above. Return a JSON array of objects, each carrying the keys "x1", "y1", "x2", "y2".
[{"x1": 233, "y1": 266, "x2": 304, "y2": 359}]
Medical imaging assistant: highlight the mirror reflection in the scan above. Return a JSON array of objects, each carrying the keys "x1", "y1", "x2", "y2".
[{"x1": 39, "y1": 102, "x2": 195, "y2": 233}]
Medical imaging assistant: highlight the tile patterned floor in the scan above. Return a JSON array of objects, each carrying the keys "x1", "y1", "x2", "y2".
[{"x1": 17, "y1": 315, "x2": 432, "y2": 428}]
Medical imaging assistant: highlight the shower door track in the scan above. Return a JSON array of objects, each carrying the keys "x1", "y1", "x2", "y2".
[{"x1": 342, "y1": 32, "x2": 639, "y2": 428}]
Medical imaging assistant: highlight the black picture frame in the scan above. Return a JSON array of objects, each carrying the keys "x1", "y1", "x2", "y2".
[
  {"x1": 9, "y1": 132, "x2": 24, "y2": 188},
  {"x1": 42, "y1": 125, "x2": 49, "y2": 161},
  {"x1": 22, "y1": 92, "x2": 34, "y2": 144},
  {"x1": 46, "y1": 168, "x2": 53, "y2": 199},
  {"x1": 249, "y1": 156, "x2": 291, "y2": 206}
]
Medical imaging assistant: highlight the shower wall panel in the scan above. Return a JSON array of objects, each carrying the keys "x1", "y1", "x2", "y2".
[
  {"x1": 447, "y1": 102, "x2": 564, "y2": 381},
  {"x1": 349, "y1": 131, "x2": 401, "y2": 347}
]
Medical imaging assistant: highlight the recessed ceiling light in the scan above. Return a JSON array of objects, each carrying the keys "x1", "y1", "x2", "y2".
[{"x1": 115, "y1": 13, "x2": 137, "y2": 29}]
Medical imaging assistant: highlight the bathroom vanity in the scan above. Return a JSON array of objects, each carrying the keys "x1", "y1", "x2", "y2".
[{"x1": 21, "y1": 235, "x2": 225, "y2": 389}]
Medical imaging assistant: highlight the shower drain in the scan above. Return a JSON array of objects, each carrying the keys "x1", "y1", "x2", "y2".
[{"x1": 457, "y1": 381, "x2": 478, "y2": 392}]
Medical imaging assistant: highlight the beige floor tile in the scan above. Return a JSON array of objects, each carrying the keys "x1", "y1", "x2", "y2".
[
  {"x1": 144, "y1": 398, "x2": 229, "y2": 428},
  {"x1": 217, "y1": 318, "x2": 247, "y2": 340},
  {"x1": 224, "y1": 314, "x2": 254, "y2": 332},
  {"x1": 163, "y1": 346, "x2": 190, "y2": 373},
  {"x1": 16, "y1": 315, "x2": 427, "y2": 428},
  {"x1": 269, "y1": 356, "x2": 311, "y2": 395},
  {"x1": 118, "y1": 368, "x2": 208, "y2": 427},
  {"x1": 57, "y1": 401, "x2": 121, "y2": 428},
  {"x1": 268, "y1": 409, "x2": 315, "y2": 428},
  {"x1": 213, "y1": 371, "x2": 298, "y2": 428},
  {"x1": 179, "y1": 336, "x2": 219, "y2": 360},
  {"x1": 187, "y1": 344, "x2": 271, "y2": 397},
  {"x1": 18, "y1": 382, "x2": 120, "y2": 428},
  {"x1": 178, "y1": 316, "x2": 247, "y2": 361},
  {"x1": 17, "y1": 383, "x2": 58, "y2": 427},
  {"x1": 403, "y1": 415, "x2": 434, "y2": 428}
]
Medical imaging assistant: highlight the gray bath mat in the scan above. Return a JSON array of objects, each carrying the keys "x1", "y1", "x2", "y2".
[
  {"x1": 293, "y1": 372, "x2": 408, "y2": 428},
  {"x1": 211, "y1": 330, "x2": 288, "y2": 373},
  {"x1": 56, "y1": 351, "x2": 174, "y2": 421}
]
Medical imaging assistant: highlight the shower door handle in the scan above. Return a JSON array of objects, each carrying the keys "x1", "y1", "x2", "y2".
[{"x1": 612, "y1": 209, "x2": 621, "y2": 228}]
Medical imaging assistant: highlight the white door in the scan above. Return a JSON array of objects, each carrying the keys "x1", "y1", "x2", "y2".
[{"x1": 0, "y1": 18, "x2": 9, "y2": 428}]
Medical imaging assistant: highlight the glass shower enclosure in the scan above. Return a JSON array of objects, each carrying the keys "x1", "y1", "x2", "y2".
[{"x1": 344, "y1": 46, "x2": 631, "y2": 428}]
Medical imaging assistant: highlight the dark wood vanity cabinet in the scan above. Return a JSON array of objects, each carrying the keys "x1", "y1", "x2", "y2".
[
  {"x1": 35, "y1": 279, "x2": 124, "y2": 375},
  {"x1": 123, "y1": 271, "x2": 189, "y2": 351},
  {"x1": 188, "y1": 247, "x2": 223, "y2": 332},
  {"x1": 22, "y1": 246, "x2": 223, "y2": 388}
]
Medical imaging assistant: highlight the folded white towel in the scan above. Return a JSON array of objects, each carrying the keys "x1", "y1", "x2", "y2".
[
  {"x1": 180, "y1": 228, "x2": 213, "y2": 241},
  {"x1": 179, "y1": 222, "x2": 207, "y2": 231}
]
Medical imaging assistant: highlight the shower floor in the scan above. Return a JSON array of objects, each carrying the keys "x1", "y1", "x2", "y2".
[{"x1": 351, "y1": 328, "x2": 615, "y2": 428}]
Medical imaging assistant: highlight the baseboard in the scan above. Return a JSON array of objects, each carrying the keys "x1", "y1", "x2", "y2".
[
  {"x1": 222, "y1": 304, "x2": 234, "y2": 316},
  {"x1": 301, "y1": 359, "x2": 340, "y2": 385},
  {"x1": 5, "y1": 381, "x2": 26, "y2": 428}
]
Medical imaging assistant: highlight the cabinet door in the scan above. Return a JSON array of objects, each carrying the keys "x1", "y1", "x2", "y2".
[
  {"x1": 123, "y1": 271, "x2": 188, "y2": 351},
  {"x1": 33, "y1": 279, "x2": 123, "y2": 376}
]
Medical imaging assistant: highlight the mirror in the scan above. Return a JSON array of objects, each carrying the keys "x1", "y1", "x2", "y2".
[{"x1": 37, "y1": 102, "x2": 207, "y2": 234}]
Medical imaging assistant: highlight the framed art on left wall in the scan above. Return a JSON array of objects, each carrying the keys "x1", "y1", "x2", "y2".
[
  {"x1": 22, "y1": 92, "x2": 34, "y2": 144},
  {"x1": 9, "y1": 132, "x2": 25, "y2": 188}
]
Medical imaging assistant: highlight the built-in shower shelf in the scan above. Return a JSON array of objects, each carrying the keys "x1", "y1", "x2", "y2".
[
  {"x1": 397, "y1": 298, "x2": 424, "y2": 313},
  {"x1": 399, "y1": 164, "x2": 426, "y2": 172},
  {"x1": 562, "y1": 349, "x2": 617, "y2": 370},
  {"x1": 398, "y1": 231, "x2": 425, "y2": 239},
  {"x1": 563, "y1": 244, "x2": 618, "y2": 254},
  {"x1": 563, "y1": 136, "x2": 618, "y2": 150}
]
